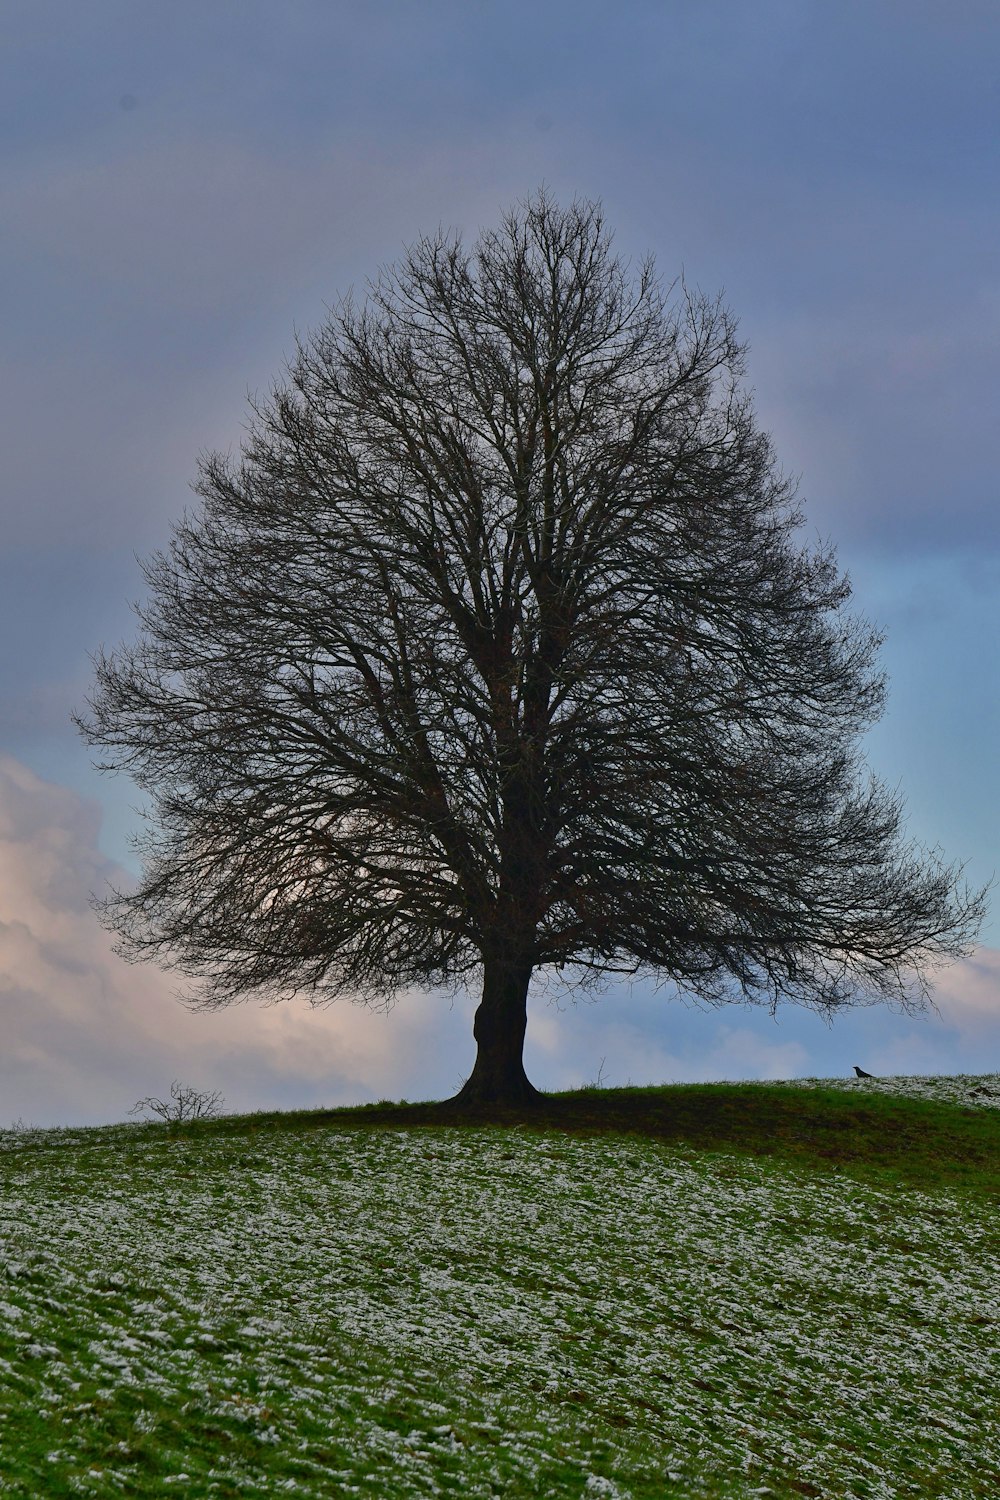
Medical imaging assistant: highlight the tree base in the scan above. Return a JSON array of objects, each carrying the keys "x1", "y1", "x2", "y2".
[{"x1": 449, "y1": 1068, "x2": 544, "y2": 1109}]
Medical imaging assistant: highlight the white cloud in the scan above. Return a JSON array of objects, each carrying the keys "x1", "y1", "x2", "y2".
[
  {"x1": 0, "y1": 755, "x2": 476, "y2": 1126},
  {"x1": 929, "y1": 947, "x2": 1000, "y2": 1037},
  {"x1": 524, "y1": 1001, "x2": 810, "y2": 1092}
]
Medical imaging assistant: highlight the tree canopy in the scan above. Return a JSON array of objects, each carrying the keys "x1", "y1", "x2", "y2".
[{"x1": 79, "y1": 192, "x2": 985, "y2": 1103}]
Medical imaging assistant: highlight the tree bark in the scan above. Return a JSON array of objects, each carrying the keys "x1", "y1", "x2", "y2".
[{"x1": 453, "y1": 954, "x2": 541, "y2": 1106}]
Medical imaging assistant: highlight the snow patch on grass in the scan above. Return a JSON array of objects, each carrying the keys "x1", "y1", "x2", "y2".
[{"x1": 0, "y1": 1087, "x2": 997, "y2": 1496}]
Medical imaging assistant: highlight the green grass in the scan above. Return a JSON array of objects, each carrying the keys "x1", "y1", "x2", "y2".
[
  {"x1": 1, "y1": 1077, "x2": 999, "y2": 1497},
  {"x1": 310, "y1": 1078, "x2": 1000, "y2": 1197}
]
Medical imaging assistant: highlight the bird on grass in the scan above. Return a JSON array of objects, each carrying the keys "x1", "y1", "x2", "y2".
[{"x1": 853, "y1": 1065, "x2": 877, "y2": 1079}]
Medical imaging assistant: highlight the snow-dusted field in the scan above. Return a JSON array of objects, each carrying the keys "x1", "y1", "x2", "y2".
[
  {"x1": 1, "y1": 1089, "x2": 998, "y2": 1497},
  {"x1": 787, "y1": 1072, "x2": 1000, "y2": 1111}
]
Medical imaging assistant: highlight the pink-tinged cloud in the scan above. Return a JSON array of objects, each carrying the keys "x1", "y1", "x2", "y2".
[
  {"x1": 0, "y1": 755, "x2": 475, "y2": 1126},
  {"x1": 929, "y1": 948, "x2": 1000, "y2": 1036}
]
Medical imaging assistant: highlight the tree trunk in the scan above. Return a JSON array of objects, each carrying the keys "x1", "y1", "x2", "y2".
[{"x1": 453, "y1": 954, "x2": 541, "y2": 1106}]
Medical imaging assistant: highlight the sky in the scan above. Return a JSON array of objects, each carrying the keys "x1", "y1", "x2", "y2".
[{"x1": 2, "y1": 0, "x2": 999, "y2": 1126}]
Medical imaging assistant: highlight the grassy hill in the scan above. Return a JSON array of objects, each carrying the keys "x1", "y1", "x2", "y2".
[{"x1": 1, "y1": 1077, "x2": 999, "y2": 1497}]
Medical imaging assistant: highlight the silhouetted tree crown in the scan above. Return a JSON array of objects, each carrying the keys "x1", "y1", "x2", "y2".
[{"x1": 79, "y1": 192, "x2": 984, "y2": 1104}]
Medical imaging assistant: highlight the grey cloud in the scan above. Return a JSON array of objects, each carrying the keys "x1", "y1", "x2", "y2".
[{"x1": 1, "y1": 2, "x2": 997, "y2": 1123}]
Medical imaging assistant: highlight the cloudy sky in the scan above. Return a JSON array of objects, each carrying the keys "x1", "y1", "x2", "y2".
[{"x1": 3, "y1": 0, "x2": 999, "y2": 1126}]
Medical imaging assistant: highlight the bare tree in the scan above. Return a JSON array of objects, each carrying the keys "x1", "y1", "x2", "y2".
[
  {"x1": 78, "y1": 192, "x2": 985, "y2": 1105},
  {"x1": 130, "y1": 1081, "x2": 225, "y2": 1125}
]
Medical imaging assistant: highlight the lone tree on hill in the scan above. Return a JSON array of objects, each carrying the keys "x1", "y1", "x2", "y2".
[{"x1": 79, "y1": 193, "x2": 985, "y2": 1105}]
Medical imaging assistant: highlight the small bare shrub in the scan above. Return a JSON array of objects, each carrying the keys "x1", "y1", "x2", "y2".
[
  {"x1": 1, "y1": 1118, "x2": 43, "y2": 1152},
  {"x1": 130, "y1": 1081, "x2": 224, "y2": 1124},
  {"x1": 587, "y1": 1057, "x2": 609, "y2": 1090}
]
